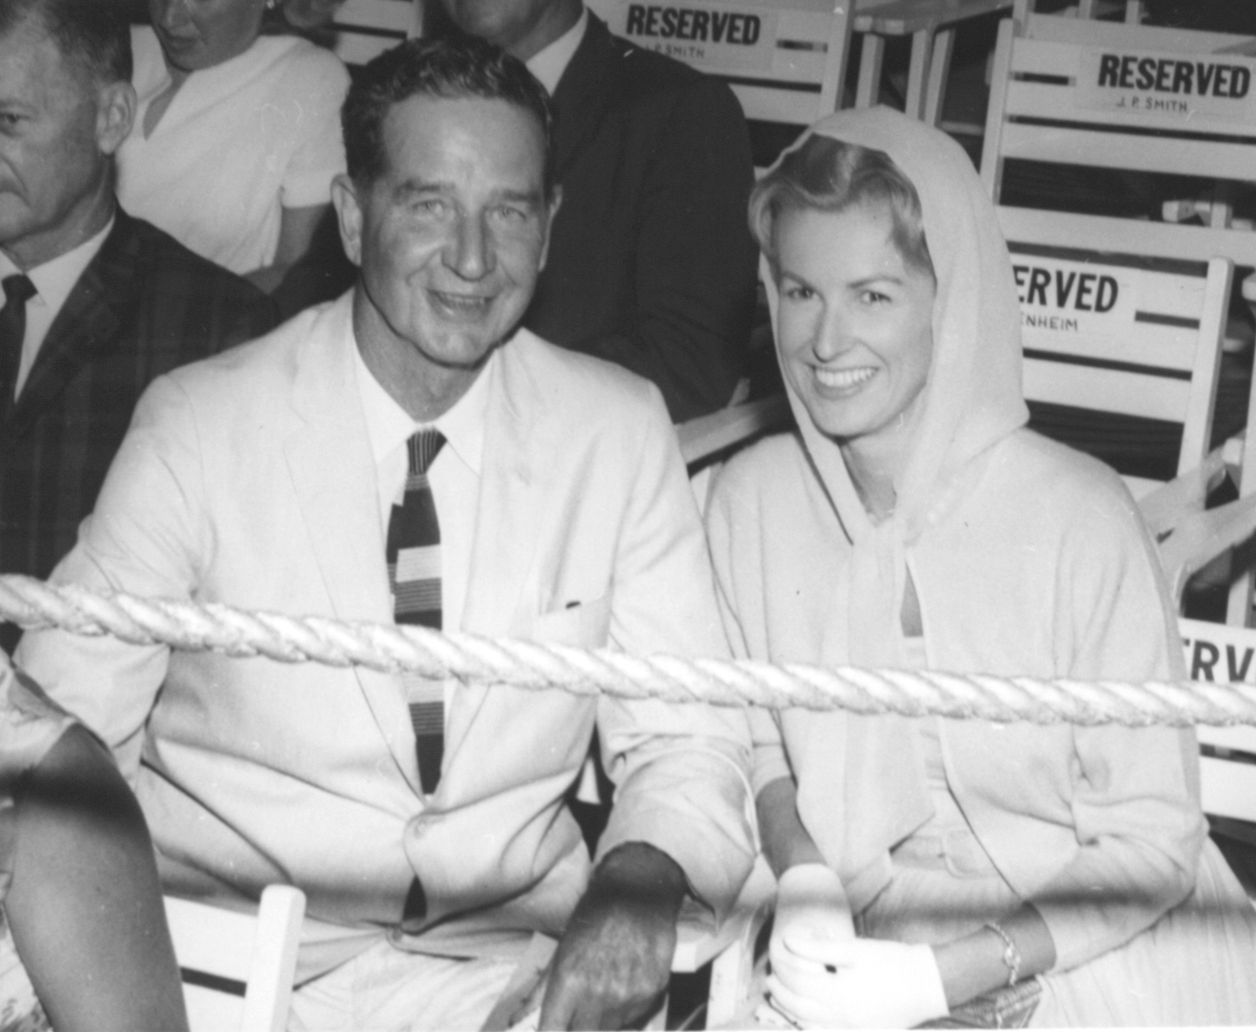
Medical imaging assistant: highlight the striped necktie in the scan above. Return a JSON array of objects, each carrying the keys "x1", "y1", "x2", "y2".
[
  {"x1": 0, "y1": 274, "x2": 35, "y2": 420},
  {"x1": 387, "y1": 429, "x2": 446, "y2": 795}
]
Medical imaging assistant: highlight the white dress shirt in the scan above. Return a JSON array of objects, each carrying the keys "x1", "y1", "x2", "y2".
[
  {"x1": 526, "y1": 4, "x2": 588, "y2": 94},
  {"x1": 0, "y1": 217, "x2": 113, "y2": 396},
  {"x1": 352, "y1": 331, "x2": 494, "y2": 639}
]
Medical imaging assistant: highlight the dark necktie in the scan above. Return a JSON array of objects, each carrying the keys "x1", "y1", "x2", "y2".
[
  {"x1": 0, "y1": 274, "x2": 36, "y2": 419},
  {"x1": 386, "y1": 429, "x2": 446, "y2": 795}
]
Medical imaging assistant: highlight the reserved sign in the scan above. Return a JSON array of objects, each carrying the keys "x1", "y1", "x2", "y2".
[
  {"x1": 1076, "y1": 46, "x2": 1256, "y2": 121},
  {"x1": 1181, "y1": 618, "x2": 1256, "y2": 685},
  {"x1": 609, "y1": 2, "x2": 777, "y2": 72},
  {"x1": 1013, "y1": 256, "x2": 1134, "y2": 339}
]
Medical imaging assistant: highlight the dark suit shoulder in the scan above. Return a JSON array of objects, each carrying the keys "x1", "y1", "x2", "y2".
[
  {"x1": 122, "y1": 213, "x2": 277, "y2": 319},
  {"x1": 585, "y1": 13, "x2": 741, "y2": 111},
  {"x1": 105, "y1": 211, "x2": 280, "y2": 354},
  {"x1": 0, "y1": 211, "x2": 276, "y2": 589},
  {"x1": 605, "y1": 26, "x2": 705, "y2": 86}
]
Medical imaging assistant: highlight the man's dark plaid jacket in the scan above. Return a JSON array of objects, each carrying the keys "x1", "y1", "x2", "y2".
[{"x1": 1, "y1": 207, "x2": 278, "y2": 652}]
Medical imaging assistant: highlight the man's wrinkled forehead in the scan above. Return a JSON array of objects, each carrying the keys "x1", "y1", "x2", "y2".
[
  {"x1": 1, "y1": 3, "x2": 114, "y2": 90},
  {"x1": 379, "y1": 92, "x2": 550, "y2": 195}
]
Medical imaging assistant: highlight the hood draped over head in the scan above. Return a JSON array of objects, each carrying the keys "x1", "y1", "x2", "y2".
[
  {"x1": 759, "y1": 107, "x2": 1028, "y2": 898},
  {"x1": 764, "y1": 105, "x2": 1027, "y2": 663}
]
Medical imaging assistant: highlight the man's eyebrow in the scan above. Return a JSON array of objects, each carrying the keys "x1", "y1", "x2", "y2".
[
  {"x1": 393, "y1": 178, "x2": 450, "y2": 196},
  {"x1": 493, "y1": 187, "x2": 545, "y2": 206},
  {"x1": 389, "y1": 182, "x2": 544, "y2": 207}
]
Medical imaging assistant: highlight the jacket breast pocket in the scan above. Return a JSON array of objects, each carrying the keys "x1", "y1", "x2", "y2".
[{"x1": 530, "y1": 595, "x2": 611, "y2": 648}]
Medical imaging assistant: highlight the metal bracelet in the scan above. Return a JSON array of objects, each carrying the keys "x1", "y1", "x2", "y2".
[{"x1": 983, "y1": 920, "x2": 1023, "y2": 987}]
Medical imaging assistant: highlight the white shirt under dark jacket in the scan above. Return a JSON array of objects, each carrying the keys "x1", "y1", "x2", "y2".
[{"x1": 0, "y1": 216, "x2": 112, "y2": 397}]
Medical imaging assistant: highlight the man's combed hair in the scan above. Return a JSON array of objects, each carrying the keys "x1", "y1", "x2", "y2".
[
  {"x1": 0, "y1": 0, "x2": 131, "y2": 84},
  {"x1": 749, "y1": 134, "x2": 934, "y2": 280},
  {"x1": 342, "y1": 33, "x2": 556, "y2": 198}
]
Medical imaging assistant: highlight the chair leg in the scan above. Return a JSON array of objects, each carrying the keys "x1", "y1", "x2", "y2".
[
  {"x1": 923, "y1": 28, "x2": 955, "y2": 126},
  {"x1": 856, "y1": 34, "x2": 885, "y2": 108},
  {"x1": 645, "y1": 993, "x2": 668, "y2": 1031},
  {"x1": 904, "y1": 27, "x2": 933, "y2": 120},
  {"x1": 705, "y1": 909, "x2": 767, "y2": 1028}
]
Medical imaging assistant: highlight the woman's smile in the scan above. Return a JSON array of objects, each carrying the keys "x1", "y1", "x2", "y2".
[{"x1": 813, "y1": 365, "x2": 878, "y2": 392}]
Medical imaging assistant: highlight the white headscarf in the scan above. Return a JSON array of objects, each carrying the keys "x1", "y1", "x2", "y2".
[
  {"x1": 762, "y1": 107, "x2": 1029, "y2": 899},
  {"x1": 766, "y1": 105, "x2": 1028, "y2": 666}
]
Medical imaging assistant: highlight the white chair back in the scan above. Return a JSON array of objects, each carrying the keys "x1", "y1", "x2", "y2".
[
  {"x1": 1180, "y1": 618, "x2": 1256, "y2": 824},
  {"x1": 998, "y1": 210, "x2": 1232, "y2": 498},
  {"x1": 982, "y1": 14, "x2": 1256, "y2": 270},
  {"x1": 164, "y1": 885, "x2": 306, "y2": 1032},
  {"x1": 586, "y1": 0, "x2": 853, "y2": 168}
]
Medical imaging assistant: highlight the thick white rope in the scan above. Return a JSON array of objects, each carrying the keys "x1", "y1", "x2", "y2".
[{"x1": 3, "y1": 574, "x2": 1256, "y2": 728}]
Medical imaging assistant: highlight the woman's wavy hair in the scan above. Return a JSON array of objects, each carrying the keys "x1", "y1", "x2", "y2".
[{"x1": 748, "y1": 134, "x2": 934, "y2": 280}]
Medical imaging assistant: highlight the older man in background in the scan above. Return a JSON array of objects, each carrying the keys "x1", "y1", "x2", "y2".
[{"x1": 0, "y1": 0, "x2": 276, "y2": 652}]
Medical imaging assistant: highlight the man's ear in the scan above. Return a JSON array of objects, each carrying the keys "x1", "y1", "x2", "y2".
[
  {"x1": 330, "y1": 173, "x2": 365, "y2": 267},
  {"x1": 537, "y1": 184, "x2": 562, "y2": 272},
  {"x1": 95, "y1": 80, "x2": 136, "y2": 156}
]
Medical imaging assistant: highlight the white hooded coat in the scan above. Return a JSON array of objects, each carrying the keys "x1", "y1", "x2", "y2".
[{"x1": 707, "y1": 106, "x2": 1256, "y2": 1024}]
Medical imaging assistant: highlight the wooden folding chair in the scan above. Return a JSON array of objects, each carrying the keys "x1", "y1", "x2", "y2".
[
  {"x1": 998, "y1": 208, "x2": 1232, "y2": 496},
  {"x1": 981, "y1": 13, "x2": 1256, "y2": 271},
  {"x1": 851, "y1": 0, "x2": 1013, "y2": 127},
  {"x1": 1178, "y1": 617, "x2": 1256, "y2": 901},
  {"x1": 982, "y1": 15, "x2": 1256, "y2": 618},
  {"x1": 1138, "y1": 430, "x2": 1256, "y2": 605},
  {"x1": 650, "y1": 858, "x2": 775, "y2": 1030},
  {"x1": 164, "y1": 885, "x2": 306, "y2": 1032},
  {"x1": 1011, "y1": 0, "x2": 1143, "y2": 26},
  {"x1": 678, "y1": 394, "x2": 790, "y2": 466}
]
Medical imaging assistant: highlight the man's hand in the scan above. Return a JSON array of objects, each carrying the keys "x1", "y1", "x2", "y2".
[{"x1": 538, "y1": 842, "x2": 686, "y2": 1030}]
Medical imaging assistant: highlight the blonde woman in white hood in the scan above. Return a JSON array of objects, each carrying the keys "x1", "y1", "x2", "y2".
[{"x1": 706, "y1": 106, "x2": 1256, "y2": 1027}]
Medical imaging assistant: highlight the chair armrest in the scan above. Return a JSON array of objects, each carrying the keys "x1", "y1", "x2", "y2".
[{"x1": 672, "y1": 857, "x2": 776, "y2": 1028}]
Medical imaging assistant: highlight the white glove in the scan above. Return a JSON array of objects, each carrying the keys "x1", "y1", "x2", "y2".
[
  {"x1": 755, "y1": 865, "x2": 855, "y2": 1029},
  {"x1": 770, "y1": 863, "x2": 855, "y2": 967},
  {"x1": 768, "y1": 934, "x2": 949, "y2": 1029}
]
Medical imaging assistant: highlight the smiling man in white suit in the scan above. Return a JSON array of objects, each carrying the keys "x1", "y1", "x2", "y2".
[{"x1": 16, "y1": 34, "x2": 754, "y2": 1032}]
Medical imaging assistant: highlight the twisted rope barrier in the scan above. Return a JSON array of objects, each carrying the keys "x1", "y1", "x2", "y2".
[{"x1": 4, "y1": 573, "x2": 1256, "y2": 729}]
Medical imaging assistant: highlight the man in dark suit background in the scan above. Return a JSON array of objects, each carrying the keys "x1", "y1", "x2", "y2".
[
  {"x1": 434, "y1": 0, "x2": 759, "y2": 422},
  {"x1": 0, "y1": 0, "x2": 277, "y2": 652}
]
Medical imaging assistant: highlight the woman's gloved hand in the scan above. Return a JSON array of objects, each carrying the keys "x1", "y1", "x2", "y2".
[
  {"x1": 769, "y1": 863, "x2": 855, "y2": 966},
  {"x1": 768, "y1": 933, "x2": 949, "y2": 1029}
]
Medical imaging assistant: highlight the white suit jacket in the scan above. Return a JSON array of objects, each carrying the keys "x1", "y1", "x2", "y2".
[{"x1": 18, "y1": 294, "x2": 753, "y2": 966}]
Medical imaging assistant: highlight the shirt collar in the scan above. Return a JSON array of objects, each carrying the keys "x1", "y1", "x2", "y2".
[
  {"x1": 353, "y1": 329, "x2": 494, "y2": 477},
  {"x1": 526, "y1": 4, "x2": 588, "y2": 96},
  {"x1": 0, "y1": 215, "x2": 114, "y2": 313}
]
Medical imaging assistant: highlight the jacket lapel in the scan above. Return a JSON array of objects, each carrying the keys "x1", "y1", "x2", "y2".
[
  {"x1": 284, "y1": 295, "x2": 422, "y2": 793},
  {"x1": 8, "y1": 216, "x2": 135, "y2": 437},
  {"x1": 447, "y1": 335, "x2": 556, "y2": 757}
]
